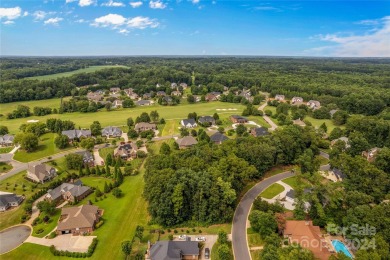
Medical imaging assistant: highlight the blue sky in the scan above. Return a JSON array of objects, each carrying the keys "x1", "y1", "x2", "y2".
[{"x1": 1, "y1": 0, "x2": 389, "y2": 56}]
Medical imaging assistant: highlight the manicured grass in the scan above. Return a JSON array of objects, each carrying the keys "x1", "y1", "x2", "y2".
[
  {"x1": 282, "y1": 176, "x2": 299, "y2": 190},
  {"x1": 1, "y1": 101, "x2": 246, "y2": 134},
  {"x1": 304, "y1": 116, "x2": 338, "y2": 133},
  {"x1": 1, "y1": 243, "x2": 66, "y2": 260},
  {"x1": 247, "y1": 116, "x2": 271, "y2": 128},
  {"x1": 0, "y1": 147, "x2": 13, "y2": 153},
  {"x1": 264, "y1": 165, "x2": 296, "y2": 178},
  {"x1": 80, "y1": 176, "x2": 111, "y2": 191},
  {"x1": 13, "y1": 133, "x2": 71, "y2": 163},
  {"x1": 98, "y1": 147, "x2": 115, "y2": 161},
  {"x1": 260, "y1": 183, "x2": 285, "y2": 199},
  {"x1": 146, "y1": 139, "x2": 175, "y2": 155},
  {"x1": 247, "y1": 227, "x2": 264, "y2": 247},
  {"x1": 32, "y1": 209, "x2": 61, "y2": 238},
  {"x1": 26, "y1": 65, "x2": 128, "y2": 80},
  {"x1": 0, "y1": 162, "x2": 12, "y2": 173},
  {"x1": 161, "y1": 119, "x2": 180, "y2": 136}
]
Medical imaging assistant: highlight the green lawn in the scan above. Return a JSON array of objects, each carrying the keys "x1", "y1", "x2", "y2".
[
  {"x1": 282, "y1": 176, "x2": 299, "y2": 190},
  {"x1": 1, "y1": 101, "x2": 246, "y2": 134},
  {"x1": 13, "y1": 133, "x2": 71, "y2": 163},
  {"x1": 26, "y1": 65, "x2": 128, "y2": 80},
  {"x1": 247, "y1": 116, "x2": 271, "y2": 128},
  {"x1": 0, "y1": 162, "x2": 12, "y2": 173},
  {"x1": 0, "y1": 243, "x2": 65, "y2": 260},
  {"x1": 161, "y1": 119, "x2": 180, "y2": 136},
  {"x1": 304, "y1": 116, "x2": 338, "y2": 133},
  {"x1": 32, "y1": 209, "x2": 61, "y2": 238},
  {"x1": 80, "y1": 176, "x2": 112, "y2": 191},
  {"x1": 98, "y1": 147, "x2": 115, "y2": 161},
  {"x1": 0, "y1": 147, "x2": 13, "y2": 153},
  {"x1": 247, "y1": 227, "x2": 264, "y2": 247},
  {"x1": 260, "y1": 183, "x2": 285, "y2": 199},
  {"x1": 146, "y1": 139, "x2": 175, "y2": 155},
  {"x1": 251, "y1": 250, "x2": 262, "y2": 260},
  {"x1": 211, "y1": 241, "x2": 233, "y2": 260}
]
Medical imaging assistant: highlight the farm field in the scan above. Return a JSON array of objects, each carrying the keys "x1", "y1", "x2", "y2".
[
  {"x1": 26, "y1": 65, "x2": 128, "y2": 80},
  {"x1": 1, "y1": 101, "x2": 246, "y2": 133}
]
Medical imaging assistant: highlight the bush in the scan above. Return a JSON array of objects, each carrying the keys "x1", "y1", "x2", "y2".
[
  {"x1": 48, "y1": 231, "x2": 57, "y2": 239},
  {"x1": 35, "y1": 228, "x2": 44, "y2": 234},
  {"x1": 168, "y1": 234, "x2": 173, "y2": 240},
  {"x1": 186, "y1": 230, "x2": 190, "y2": 234},
  {"x1": 192, "y1": 228, "x2": 196, "y2": 232},
  {"x1": 95, "y1": 219, "x2": 104, "y2": 229},
  {"x1": 174, "y1": 229, "x2": 178, "y2": 234}
]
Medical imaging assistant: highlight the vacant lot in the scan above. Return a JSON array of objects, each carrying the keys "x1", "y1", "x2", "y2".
[
  {"x1": 1, "y1": 102, "x2": 246, "y2": 133},
  {"x1": 26, "y1": 65, "x2": 128, "y2": 80}
]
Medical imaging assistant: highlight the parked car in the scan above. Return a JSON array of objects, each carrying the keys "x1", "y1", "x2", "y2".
[
  {"x1": 178, "y1": 235, "x2": 187, "y2": 240},
  {"x1": 205, "y1": 248, "x2": 210, "y2": 259},
  {"x1": 195, "y1": 236, "x2": 206, "y2": 241}
]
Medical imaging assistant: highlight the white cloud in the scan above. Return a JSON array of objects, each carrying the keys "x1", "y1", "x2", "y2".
[
  {"x1": 79, "y1": 0, "x2": 95, "y2": 7},
  {"x1": 307, "y1": 16, "x2": 390, "y2": 57},
  {"x1": 149, "y1": 0, "x2": 166, "y2": 9},
  {"x1": 192, "y1": 0, "x2": 199, "y2": 4},
  {"x1": 23, "y1": 11, "x2": 29, "y2": 17},
  {"x1": 66, "y1": 0, "x2": 78, "y2": 3},
  {"x1": 127, "y1": 16, "x2": 158, "y2": 29},
  {"x1": 102, "y1": 0, "x2": 125, "y2": 7},
  {"x1": 92, "y1": 13, "x2": 127, "y2": 27},
  {"x1": 3, "y1": 20, "x2": 15, "y2": 25},
  {"x1": 0, "y1": 7, "x2": 22, "y2": 20},
  {"x1": 119, "y1": 28, "x2": 129, "y2": 35},
  {"x1": 33, "y1": 11, "x2": 53, "y2": 20},
  {"x1": 355, "y1": 19, "x2": 380, "y2": 26},
  {"x1": 130, "y1": 1, "x2": 143, "y2": 8},
  {"x1": 44, "y1": 17, "x2": 63, "y2": 25}
]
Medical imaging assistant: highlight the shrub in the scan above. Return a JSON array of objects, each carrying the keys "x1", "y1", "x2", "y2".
[
  {"x1": 48, "y1": 231, "x2": 57, "y2": 239},
  {"x1": 174, "y1": 229, "x2": 178, "y2": 234},
  {"x1": 35, "y1": 228, "x2": 44, "y2": 234},
  {"x1": 95, "y1": 219, "x2": 104, "y2": 229},
  {"x1": 192, "y1": 228, "x2": 196, "y2": 232},
  {"x1": 186, "y1": 230, "x2": 190, "y2": 234},
  {"x1": 168, "y1": 234, "x2": 173, "y2": 240}
]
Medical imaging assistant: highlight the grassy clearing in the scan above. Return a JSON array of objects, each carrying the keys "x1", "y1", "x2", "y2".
[
  {"x1": 0, "y1": 147, "x2": 13, "y2": 153},
  {"x1": 1, "y1": 243, "x2": 63, "y2": 260},
  {"x1": 282, "y1": 176, "x2": 299, "y2": 190},
  {"x1": 247, "y1": 116, "x2": 271, "y2": 128},
  {"x1": 260, "y1": 183, "x2": 285, "y2": 199},
  {"x1": 247, "y1": 227, "x2": 264, "y2": 247},
  {"x1": 32, "y1": 209, "x2": 61, "y2": 238},
  {"x1": 80, "y1": 176, "x2": 110, "y2": 191},
  {"x1": 251, "y1": 250, "x2": 262, "y2": 259},
  {"x1": 26, "y1": 66, "x2": 128, "y2": 80},
  {"x1": 161, "y1": 119, "x2": 180, "y2": 136},
  {"x1": 1, "y1": 102, "x2": 246, "y2": 134},
  {"x1": 146, "y1": 139, "x2": 175, "y2": 155},
  {"x1": 264, "y1": 165, "x2": 296, "y2": 178},
  {"x1": 13, "y1": 133, "x2": 71, "y2": 163},
  {"x1": 0, "y1": 162, "x2": 12, "y2": 173},
  {"x1": 305, "y1": 117, "x2": 338, "y2": 133}
]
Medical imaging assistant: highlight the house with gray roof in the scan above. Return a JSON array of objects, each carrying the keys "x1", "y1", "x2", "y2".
[
  {"x1": 46, "y1": 181, "x2": 92, "y2": 203},
  {"x1": 176, "y1": 136, "x2": 198, "y2": 149},
  {"x1": 61, "y1": 129, "x2": 91, "y2": 141},
  {"x1": 250, "y1": 127, "x2": 269, "y2": 137},
  {"x1": 56, "y1": 204, "x2": 103, "y2": 235},
  {"x1": 114, "y1": 142, "x2": 138, "y2": 160},
  {"x1": 102, "y1": 126, "x2": 122, "y2": 138},
  {"x1": 198, "y1": 116, "x2": 215, "y2": 126},
  {"x1": 181, "y1": 119, "x2": 197, "y2": 128},
  {"x1": 0, "y1": 192, "x2": 24, "y2": 212},
  {"x1": 137, "y1": 100, "x2": 152, "y2": 106},
  {"x1": 210, "y1": 132, "x2": 228, "y2": 144},
  {"x1": 147, "y1": 241, "x2": 199, "y2": 260},
  {"x1": 275, "y1": 94, "x2": 285, "y2": 101},
  {"x1": 75, "y1": 150, "x2": 94, "y2": 166},
  {"x1": 26, "y1": 163, "x2": 56, "y2": 183},
  {"x1": 0, "y1": 134, "x2": 14, "y2": 147},
  {"x1": 307, "y1": 100, "x2": 321, "y2": 110}
]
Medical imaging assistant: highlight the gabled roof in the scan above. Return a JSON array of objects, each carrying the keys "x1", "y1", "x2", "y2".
[
  {"x1": 0, "y1": 193, "x2": 22, "y2": 207},
  {"x1": 176, "y1": 136, "x2": 198, "y2": 147},
  {"x1": 102, "y1": 126, "x2": 122, "y2": 136},
  {"x1": 230, "y1": 115, "x2": 247, "y2": 120},
  {"x1": 57, "y1": 205, "x2": 100, "y2": 231},
  {"x1": 150, "y1": 241, "x2": 199, "y2": 260},
  {"x1": 75, "y1": 150, "x2": 94, "y2": 162},
  {"x1": 198, "y1": 116, "x2": 215, "y2": 124},
  {"x1": 47, "y1": 182, "x2": 90, "y2": 201},
  {"x1": 61, "y1": 129, "x2": 91, "y2": 139},
  {"x1": 210, "y1": 132, "x2": 228, "y2": 143},
  {"x1": 0, "y1": 135, "x2": 14, "y2": 144},
  {"x1": 137, "y1": 100, "x2": 151, "y2": 105},
  {"x1": 134, "y1": 122, "x2": 157, "y2": 130},
  {"x1": 252, "y1": 127, "x2": 269, "y2": 137},
  {"x1": 181, "y1": 118, "x2": 197, "y2": 126},
  {"x1": 27, "y1": 163, "x2": 55, "y2": 182}
]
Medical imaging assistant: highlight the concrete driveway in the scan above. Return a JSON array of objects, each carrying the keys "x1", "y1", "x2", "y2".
[
  {"x1": 0, "y1": 225, "x2": 31, "y2": 254},
  {"x1": 174, "y1": 234, "x2": 218, "y2": 260},
  {"x1": 26, "y1": 234, "x2": 96, "y2": 253}
]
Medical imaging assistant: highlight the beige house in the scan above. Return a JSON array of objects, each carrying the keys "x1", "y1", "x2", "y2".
[
  {"x1": 134, "y1": 122, "x2": 157, "y2": 132},
  {"x1": 176, "y1": 136, "x2": 198, "y2": 149},
  {"x1": 27, "y1": 163, "x2": 56, "y2": 183}
]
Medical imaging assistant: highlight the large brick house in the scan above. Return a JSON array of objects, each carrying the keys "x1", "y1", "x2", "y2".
[
  {"x1": 134, "y1": 122, "x2": 157, "y2": 133},
  {"x1": 230, "y1": 115, "x2": 248, "y2": 124},
  {"x1": 26, "y1": 163, "x2": 56, "y2": 183},
  {"x1": 46, "y1": 181, "x2": 92, "y2": 203},
  {"x1": 0, "y1": 192, "x2": 24, "y2": 212},
  {"x1": 147, "y1": 241, "x2": 199, "y2": 260}
]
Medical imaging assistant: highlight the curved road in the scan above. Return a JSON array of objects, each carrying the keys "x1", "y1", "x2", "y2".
[{"x1": 232, "y1": 163, "x2": 330, "y2": 260}]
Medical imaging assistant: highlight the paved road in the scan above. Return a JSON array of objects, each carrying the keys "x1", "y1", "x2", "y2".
[
  {"x1": 0, "y1": 225, "x2": 31, "y2": 254},
  {"x1": 232, "y1": 162, "x2": 330, "y2": 260}
]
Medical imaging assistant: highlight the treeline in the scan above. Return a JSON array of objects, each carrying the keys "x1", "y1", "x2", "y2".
[
  {"x1": 1, "y1": 57, "x2": 389, "y2": 115},
  {"x1": 143, "y1": 125, "x2": 325, "y2": 226}
]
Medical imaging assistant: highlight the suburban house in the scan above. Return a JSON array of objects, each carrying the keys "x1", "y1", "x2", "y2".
[
  {"x1": 61, "y1": 129, "x2": 92, "y2": 141},
  {"x1": 46, "y1": 181, "x2": 92, "y2": 203},
  {"x1": 331, "y1": 137, "x2": 350, "y2": 148},
  {"x1": 143, "y1": 93, "x2": 153, "y2": 99},
  {"x1": 74, "y1": 150, "x2": 95, "y2": 167},
  {"x1": 330, "y1": 168, "x2": 346, "y2": 182},
  {"x1": 102, "y1": 126, "x2": 122, "y2": 138},
  {"x1": 210, "y1": 132, "x2": 229, "y2": 144},
  {"x1": 291, "y1": 96, "x2": 304, "y2": 104},
  {"x1": 250, "y1": 127, "x2": 269, "y2": 137},
  {"x1": 146, "y1": 241, "x2": 199, "y2": 260},
  {"x1": 109, "y1": 87, "x2": 121, "y2": 94},
  {"x1": 362, "y1": 147, "x2": 380, "y2": 162},
  {"x1": 156, "y1": 91, "x2": 166, "y2": 97},
  {"x1": 307, "y1": 100, "x2": 321, "y2": 110},
  {"x1": 0, "y1": 192, "x2": 24, "y2": 212},
  {"x1": 181, "y1": 119, "x2": 198, "y2": 128},
  {"x1": 114, "y1": 142, "x2": 138, "y2": 160},
  {"x1": 56, "y1": 204, "x2": 103, "y2": 235},
  {"x1": 135, "y1": 122, "x2": 157, "y2": 132},
  {"x1": 180, "y1": 83, "x2": 188, "y2": 89},
  {"x1": 275, "y1": 94, "x2": 285, "y2": 101},
  {"x1": 283, "y1": 220, "x2": 332, "y2": 260},
  {"x1": 27, "y1": 163, "x2": 56, "y2": 183},
  {"x1": 239, "y1": 90, "x2": 252, "y2": 101},
  {"x1": 198, "y1": 116, "x2": 215, "y2": 126},
  {"x1": 112, "y1": 100, "x2": 123, "y2": 109},
  {"x1": 162, "y1": 96, "x2": 174, "y2": 104},
  {"x1": 137, "y1": 100, "x2": 152, "y2": 106},
  {"x1": 171, "y1": 91, "x2": 182, "y2": 96},
  {"x1": 171, "y1": 82, "x2": 178, "y2": 89},
  {"x1": 86, "y1": 92, "x2": 103, "y2": 102},
  {"x1": 293, "y1": 119, "x2": 306, "y2": 127},
  {"x1": 205, "y1": 92, "x2": 221, "y2": 102},
  {"x1": 0, "y1": 134, "x2": 14, "y2": 147},
  {"x1": 230, "y1": 115, "x2": 248, "y2": 124},
  {"x1": 176, "y1": 136, "x2": 198, "y2": 149}
]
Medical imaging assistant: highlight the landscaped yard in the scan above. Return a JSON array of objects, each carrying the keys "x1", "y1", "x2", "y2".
[
  {"x1": 304, "y1": 117, "x2": 338, "y2": 133},
  {"x1": 13, "y1": 133, "x2": 71, "y2": 163},
  {"x1": 1, "y1": 101, "x2": 246, "y2": 133},
  {"x1": 98, "y1": 147, "x2": 115, "y2": 161},
  {"x1": 0, "y1": 147, "x2": 13, "y2": 154},
  {"x1": 260, "y1": 183, "x2": 285, "y2": 199},
  {"x1": 282, "y1": 176, "x2": 299, "y2": 190},
  {"x1": 32, "y1": 209, "x2": 61, "y2": 238},
  {"x1": 26, "y1": 65, "x2": 128, "y2": 80},
  {"x1": 0, "y1": 162, "x2": 12, "y2": 173},
  {"x1": 80, "y1": 176, "x2": 112, "y2": 191},
  {"x1": 211, "y1": 241, "x2": 234, "y2": 260}
]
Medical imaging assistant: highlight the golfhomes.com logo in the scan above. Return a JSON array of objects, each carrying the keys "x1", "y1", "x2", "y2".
[{"x1": 327, "y1": 223, "x2": 377, "y2": 250}]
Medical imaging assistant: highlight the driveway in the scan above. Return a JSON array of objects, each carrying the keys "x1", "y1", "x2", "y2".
[
  {"x1": 258, "y1": 102, "x2": 278, "y2": 131},
  {"x1": 93, "y1": 148, "x2": 104, "y2": 166},
  {"x1": 26, "y1": 234, "x2": 96, "y2": 253},
  {"x1": 0, "y1": 225, "x2": 31, "y2": 254},
  {"x1": 262, "y1": 181, "x2": 295, "y2": 210},
  {"x1": 174, "y1": 234, "x2": 218, "y2": 260}
]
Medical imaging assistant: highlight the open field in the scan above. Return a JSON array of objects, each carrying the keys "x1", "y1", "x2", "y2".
[
  {"x1": 260, "y1": 183, "x2": 285, "y2": 199},
  {"x1": 13, "y1": 133, "x2": 71, "y2": 163},
  {"x1": 26, "y1": 65, "x2": 128, "y2": 80},
  {"x1": 1, "y1": 102, "x2": 246, "y2": 133}
]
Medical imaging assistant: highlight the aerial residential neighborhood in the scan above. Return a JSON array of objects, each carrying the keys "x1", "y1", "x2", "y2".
[{"x1": 0, "y1": 0, "x2": 389, "y2": 259}]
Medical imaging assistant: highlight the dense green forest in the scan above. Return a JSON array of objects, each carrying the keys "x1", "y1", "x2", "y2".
[{"x1": 1, "y1": 57, "x2": 389, "y2": 116}]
